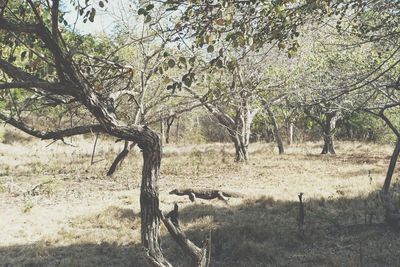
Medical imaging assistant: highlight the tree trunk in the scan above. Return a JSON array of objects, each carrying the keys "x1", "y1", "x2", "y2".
[
  {"x1": 165, "y1": 117, "x2": 174, "y2": 144},
  {"x1": 139, "y1": 133, "x2": 172, "y2": 266},
  {"x1": 231, "y1": 133, "x2": 248, "y2": 162},
  {"x1": 321, "y1": 113, "x2": 337, "y2": 155},
  {"x1": 288, "y1": 122, "x2": 294, "y2": 145},
  {"x1": 107, "y1": 141, "x2": 130, "y2": 176},
  {"x1": 160, "y1": 118, "x2": 165, "y2": 144},
  {"x1": 383, "y1": 138, "x2": 400, "y2": 194},
  {"x1": 176, "y1": 116, "x2": 180, "y2": 143},
  {"x1": 321, "y1": 134, "x2": 335, "y2": 154},
  {"x1": 265, "y1": 105, "x2": 284, "y2": 154},
  {"x1": 381, "y1": 140, "x2": 400, "y2": 229}
]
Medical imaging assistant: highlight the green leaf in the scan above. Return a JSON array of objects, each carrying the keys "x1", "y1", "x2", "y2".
[
  {"x1": 189, "y1": 57, "x2": 196, "y2": 66},
  {"x1": 144, "y1": 15, "x2": 152, "y2": 23},
  {"x1": 99, "y1": 1, "x2": 104, "y2": 8},
  {"x1": 89, "y1": 8, "x2": 96, "y2": 22},
  {"x1": 275, "y1": 5, "x2": 282, "y2": 14},
  {"x1": 183, "y1": 75, "x2": 192, "y2": 87},
  {"x1": 138, "y1": 8, "x2": 147, "y2": 16},
  {"x1": 179, "y1": 57, "x2": 186, "y2": 65},
  {"x1": 238, "y1": 35, "x2": 245, "y2": 46},
  {"x1": 168, "y1": 59, "x2": 175, "y2": 68},
  {"x1": 216, "y1": 59, "x2": 223, "y2": 68},
  {"x1": 146, "y1": 4, "x2": 154, "y2": 10},
  {"x1": 207, "y1": 45, "x2": 214, "y2": 53}
]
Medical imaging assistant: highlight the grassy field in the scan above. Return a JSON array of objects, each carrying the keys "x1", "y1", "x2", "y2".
[{"x1": 1, "y1": 128, "x2": 400, "y2": 266}]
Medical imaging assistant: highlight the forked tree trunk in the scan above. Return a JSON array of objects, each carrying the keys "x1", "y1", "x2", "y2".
[
  {"x1": 321, "y1": 134, "x2": 335, "y2": 154},
  {"x1": 383, "y1": 138, "x2": 400, "y2": 194},
  {"x1": 230, "y1": 132, "x2": 248, "y2": 162}
]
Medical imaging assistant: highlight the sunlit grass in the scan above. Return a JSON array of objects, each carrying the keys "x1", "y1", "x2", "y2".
[{"x1": 0, "y1": 135, "x2": 399, "y2": 266}]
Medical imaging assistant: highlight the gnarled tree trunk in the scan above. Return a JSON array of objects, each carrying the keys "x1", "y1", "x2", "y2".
[{"x1": 139, "y1": 133, "x2": 171, "y2": 266}]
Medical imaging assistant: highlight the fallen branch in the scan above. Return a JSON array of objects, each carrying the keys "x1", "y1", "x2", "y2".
[
  {"x1": 170, "y1": 188, "x2": 245, "y2": 202},
  {"x1": 160, "y1": 204, "x2": 210, "y2": 267}
]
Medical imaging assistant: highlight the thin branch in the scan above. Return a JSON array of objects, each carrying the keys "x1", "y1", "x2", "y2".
[{"x1": 0, "y1": 112, "x2": 104, "y2": 140}]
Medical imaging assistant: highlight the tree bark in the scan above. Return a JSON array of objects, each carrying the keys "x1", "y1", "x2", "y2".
[
  {"x1": 265, "y1": 105, "x2": 284, "y2": 154},
  {"x1": 287, "y1": 121, "x2": 294, "y2": 145},
  {"x1": 176, "y1": 116, "x2": 181, "y2": 143},
  {"x1": 321, "y1": 113, "x2": 338, "y2": 155},
  {"x1": 383, "y1": 138, "x2": 400, "y2": 194},
  {"x1": 230, "y1": 131, "x2": 248, "y2": 162},
  {"x1": 139, "y1": 132, "x2": 172, "y2": 266},
  {"x1": 160, "y1": 118, "x2": 165, "y2": 144},
  {"x1": 107, "y1": 141, "x2": 136, "y2": 176},
  {"x1": 165, "y1": 117, "x2": 174, "y2": 144},
  {"x1": 321, "y1": 134, "x2": 336, "y2": 154}
]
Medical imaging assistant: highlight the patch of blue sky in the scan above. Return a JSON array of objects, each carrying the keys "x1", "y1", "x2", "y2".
[{"x1": 62, "y1": 0, "x2": 134, "y2": 35}]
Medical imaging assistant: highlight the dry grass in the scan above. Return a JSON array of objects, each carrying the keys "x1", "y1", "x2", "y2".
[{"x1": 1, "y1": 127, "x2": 400, "y2": 266}]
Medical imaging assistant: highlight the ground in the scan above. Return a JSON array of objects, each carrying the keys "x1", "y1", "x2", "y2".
[{"x1": 1, "y1": 129, "x2": 400, "y2": 266}]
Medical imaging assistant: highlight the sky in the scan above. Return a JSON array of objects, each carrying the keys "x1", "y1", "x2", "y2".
[{"x1": 62, "y1": 0, "x2": 133, "y2": 35}]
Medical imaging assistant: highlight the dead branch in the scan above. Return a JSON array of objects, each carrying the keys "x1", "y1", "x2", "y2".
[
  {"x1": 91, "y1": 133, "x2": 99, "y2": 165},
  {"x1": 0, "y1": 113, "x2": 104, "y2": 140},
  {"x1": 160, "y1": 204, "x2": 210, "y2": 267},
  {"x1": 107, "y1": 141, "x2": 136, "y2": 176}
]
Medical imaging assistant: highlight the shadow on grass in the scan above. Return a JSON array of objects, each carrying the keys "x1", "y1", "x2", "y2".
[{"x1": 1, "y1": 191, "x2": 400, "y2": 267}]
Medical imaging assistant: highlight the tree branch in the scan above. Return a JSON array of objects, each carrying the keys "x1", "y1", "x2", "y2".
[
  {"x1": 0, "y1": 17, "x2": 39, "y2": 33},
  {"x1": 0, "y1": 113, "x2": 104, "y2": 140},
  {"x1": 0, "y1": 81, "x2": 74, "y2": 96}
]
